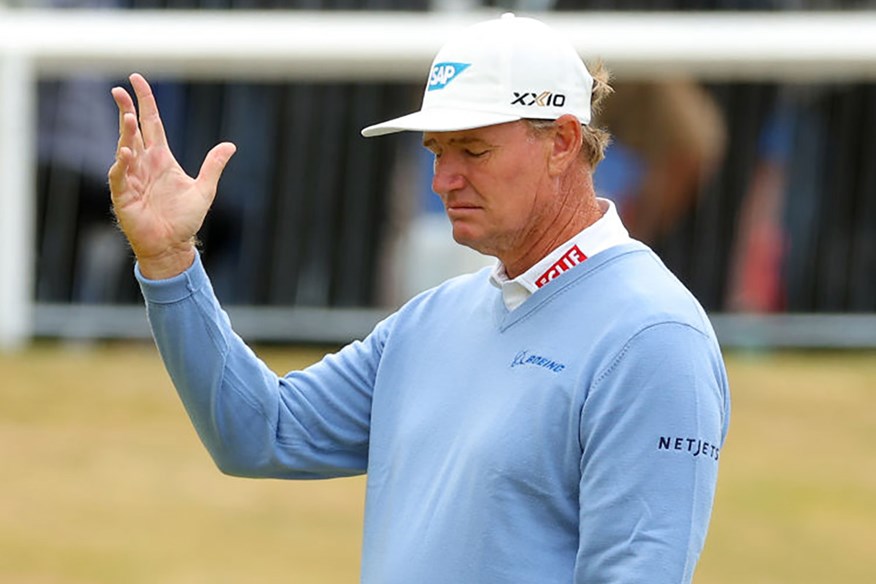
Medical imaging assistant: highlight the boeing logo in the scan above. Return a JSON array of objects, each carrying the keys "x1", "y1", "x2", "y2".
[
  {"x1": 511, "y1": 350, "x2": 566, "y2": 373},
  {"x1": 428, "y1": 62, "x2": 470, "y2": 91}
]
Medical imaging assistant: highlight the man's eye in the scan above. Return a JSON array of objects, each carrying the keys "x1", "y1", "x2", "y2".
[{"x1": 466, "y1": 150, "x2": 488, "y2": 158}]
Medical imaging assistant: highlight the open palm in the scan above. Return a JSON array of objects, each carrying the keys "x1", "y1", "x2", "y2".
[{"x1": 108, "y1": 73, "x2": 236, "y2": 278}]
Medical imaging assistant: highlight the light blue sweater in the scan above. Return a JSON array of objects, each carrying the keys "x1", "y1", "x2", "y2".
[{"x1": 138, "y1": 241, "x2": 730, "y2": 583}]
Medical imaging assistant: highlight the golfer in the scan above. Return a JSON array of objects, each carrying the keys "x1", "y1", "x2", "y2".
[{"x1": 109, "y1": 13, "x2": 730, "y2": 584}]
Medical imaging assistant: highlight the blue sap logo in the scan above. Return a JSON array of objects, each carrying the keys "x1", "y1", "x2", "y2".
[{"x1": 428, "y1": 62, "x2": 470, "y2": 91}]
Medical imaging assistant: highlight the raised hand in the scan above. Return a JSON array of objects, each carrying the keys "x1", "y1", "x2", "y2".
[{"x1": 108, "y1": 73, "x2": 236, "y2": 279}]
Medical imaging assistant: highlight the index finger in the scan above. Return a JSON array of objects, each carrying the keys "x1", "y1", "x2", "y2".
[{"x1": 129, "y1": 73, "x2": 169, "y2": 149}]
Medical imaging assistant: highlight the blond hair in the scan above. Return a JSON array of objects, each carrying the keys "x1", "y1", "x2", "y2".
[{"x1": 524, "y1": 60, "x2": 614, "y2": 170}]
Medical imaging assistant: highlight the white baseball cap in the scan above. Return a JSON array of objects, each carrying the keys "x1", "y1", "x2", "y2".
[{"x1": 361, "y1": 13, "x2": 593, "y2": 138}]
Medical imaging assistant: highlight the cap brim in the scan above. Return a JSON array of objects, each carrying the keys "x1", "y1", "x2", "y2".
[{"x1": 361, "y1": 107, "x2": 521, "y2": 138}]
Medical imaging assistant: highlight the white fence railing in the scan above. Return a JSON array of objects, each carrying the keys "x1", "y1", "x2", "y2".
[{"x1": 2, "y1": 9, "x2": 876, "y2": 349}]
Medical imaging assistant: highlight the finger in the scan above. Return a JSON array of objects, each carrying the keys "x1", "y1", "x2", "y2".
[
  {"x1": 196, "y1": 142, "x2": 237, "y2": 200},
  {"x1": 116, "y1": 112, "x2": 143, "y2": 161},
  {"x1": 113, "y1": 88, "x2": 144, "y2": 157},
  {"x1": 129, "y1": 72, "x2": 169, "y2": 149},
  {"x1": 111, "y1": 86, "x2": 135, "y2": 133},
  {"x1": 108, "y1": 146, "x2": 133, "y2": 196}
]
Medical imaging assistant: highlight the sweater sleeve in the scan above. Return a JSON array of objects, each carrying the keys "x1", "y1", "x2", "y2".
[
  {"x1": 137, "y1": 253, "x2": 391, "y2": 479},
  {"x1": 575, "y1": 322, "x2": 730, "y2": 584}
]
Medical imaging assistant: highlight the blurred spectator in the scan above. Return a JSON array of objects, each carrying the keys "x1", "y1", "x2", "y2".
[
  {"x1": 550, "y1": 2, "x2": 728, "y2": 249},
  {"x1": 593, "y1": 80, "x2": 727, "y2": 245},
  {"x1": 729, "y1": 81, "x2": 876, "y2": 313},
  {"x1": 726, "y1": 104, "x2": 793, "y2": 312}
]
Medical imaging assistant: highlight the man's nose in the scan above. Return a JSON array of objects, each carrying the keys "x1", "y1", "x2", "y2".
[{"x1": 431, "y1": 155, "x2": 466, "y2": 196}]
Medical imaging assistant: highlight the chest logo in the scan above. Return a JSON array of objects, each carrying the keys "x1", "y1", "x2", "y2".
[{"x1": 511, "y1": 350, "x2": 566, "y2": 373}]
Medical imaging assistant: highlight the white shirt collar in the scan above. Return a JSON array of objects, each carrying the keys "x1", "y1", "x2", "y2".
[{"x1": 489, "y1": 198, "x2": 632, "y2": 311}]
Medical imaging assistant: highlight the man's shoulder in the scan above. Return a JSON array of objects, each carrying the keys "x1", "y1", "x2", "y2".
[{"x1": 558, "y1": 242, "x2": 715, "y2": 336}]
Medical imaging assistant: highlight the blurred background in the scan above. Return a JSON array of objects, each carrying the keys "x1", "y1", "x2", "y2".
[
  {"x1": 0, "y1": 0, "x2": 873, "y2": 347},
  {"x1": 0, "y1": 1, "x2": 874, "y2": 583}
]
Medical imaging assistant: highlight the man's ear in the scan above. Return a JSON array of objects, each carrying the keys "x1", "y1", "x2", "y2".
[{"x1": 548, "y1": 114, "x2": 583, "y2": 176}]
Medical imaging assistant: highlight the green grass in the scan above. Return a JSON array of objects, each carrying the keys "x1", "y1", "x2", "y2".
[
  {"x1": 698, "y1": 350, "x2": 876, "y2": 584},
  {"x1": 1, "y1": 343, "x2": 874, "y2": 583}
]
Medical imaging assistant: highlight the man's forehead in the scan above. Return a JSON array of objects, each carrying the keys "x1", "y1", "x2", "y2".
[{"x1": 422, "y1": 122, "x2": 524, "y2": 148}]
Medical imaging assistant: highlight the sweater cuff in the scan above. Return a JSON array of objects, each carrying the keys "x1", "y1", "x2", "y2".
[{"x1": 135, "y1": 252, "x2": 209, "y2": 305}]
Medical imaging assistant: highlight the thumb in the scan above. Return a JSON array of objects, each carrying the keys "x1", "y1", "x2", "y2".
[{"x1": 196, "y1": 142, "x2": 237, "y2": 196}]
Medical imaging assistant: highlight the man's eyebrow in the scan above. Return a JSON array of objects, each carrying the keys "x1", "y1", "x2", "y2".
[{"x1": 422, "y1": 136, "x2": 492, "y2": 149}]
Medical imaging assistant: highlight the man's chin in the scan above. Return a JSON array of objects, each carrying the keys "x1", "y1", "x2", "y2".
[{"x1": 451, "y1": 229, "x2": 494, "y2": 257}]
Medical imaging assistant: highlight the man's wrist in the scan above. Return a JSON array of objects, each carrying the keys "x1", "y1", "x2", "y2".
[{"x1": 136, "y1": 246, "x2": 197, "y2": 280}]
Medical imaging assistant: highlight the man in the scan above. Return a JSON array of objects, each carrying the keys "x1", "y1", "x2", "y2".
[{"x1": 109, "y1": 13, "x2": 730, "y2": 584}]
